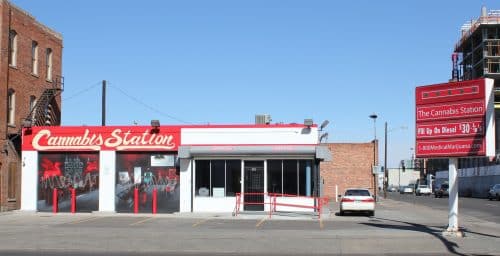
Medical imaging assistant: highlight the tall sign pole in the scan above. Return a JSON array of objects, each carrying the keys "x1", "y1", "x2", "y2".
[
  {"x1": 415, "y1": 78, "x2": 494, "y2": 237},
  {"x1": 448, "y1": 157, "x2": 459, "y2": 231}
]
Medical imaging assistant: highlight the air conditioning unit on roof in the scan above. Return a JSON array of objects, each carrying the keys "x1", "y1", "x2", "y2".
[{"x1": 255, "y1": 114, "x2": 271, "y2": 125}]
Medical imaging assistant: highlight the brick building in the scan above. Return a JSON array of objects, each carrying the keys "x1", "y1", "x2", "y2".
[
  {"x1": 320, "y1": 142, "x2": 379, "y2": 199},
  {"x1": 0, "y1": 0, "x2": 63, "y2": 211}
]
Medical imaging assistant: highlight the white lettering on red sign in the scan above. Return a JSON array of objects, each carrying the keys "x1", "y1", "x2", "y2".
[
  {"x1": 416, "y1": 120, "x2": 484, "y2": 139},
  {"x1": 416, "y1": 101, "x2": 484, "y2": 121},
  {"x1": 416, "y1": 139, "x2": 484, "y2": 157},
  {"x1": 32, "y1": 129, "x2": 176, "y2": 151}
]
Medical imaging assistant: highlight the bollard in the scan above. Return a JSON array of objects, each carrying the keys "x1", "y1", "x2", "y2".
[
  {"x1": 318, "y1": 197, "x2": 322, "y2": 219},
  {"x1": 152, "y1": 188, "x2": 158, "y2": 214},
  {"x1": 71, "y1": 188, "x2": 76, "y2": 214},
  {"x1": 134, "y1": 187, "x2": 139, "y2": 214},
  {"x1": 52, "y1": 188, "x2": 58, "y2": 214}
]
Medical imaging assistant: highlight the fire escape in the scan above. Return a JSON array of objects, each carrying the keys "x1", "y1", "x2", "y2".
[
  {"x1": 5, "y1": 76, "x2": 63, "y2": 158},
  {"x1": 25, "y1": 76, "x2": 64, "y2": 127}
]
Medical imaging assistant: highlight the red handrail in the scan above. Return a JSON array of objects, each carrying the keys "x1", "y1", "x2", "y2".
[{"x1": 234, "y1": 192, "x2": 329, "y2": 219}]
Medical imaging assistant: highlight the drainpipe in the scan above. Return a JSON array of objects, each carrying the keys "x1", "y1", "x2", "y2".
[{"x1": 5, "y1": 6, "x2": 12, "y2": 141}]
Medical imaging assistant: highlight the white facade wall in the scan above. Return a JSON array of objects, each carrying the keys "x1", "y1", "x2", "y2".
[
  {"x1": 179, "y1": 158, "x2": 192, "y2": 212},
  {"x1": 99, "y1": 151, "x2": 116, "y2": 212},
  {"x1": 181, "y1": 127, "x2": 318, "y2": 145},
  {"x1": 21, "y1": 151, "x2": 38, "y2": 211}
]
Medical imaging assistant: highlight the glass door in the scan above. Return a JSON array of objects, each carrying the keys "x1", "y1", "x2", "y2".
[{"x1": 243, "y1": 161, "x2": 264, "y2": 211}]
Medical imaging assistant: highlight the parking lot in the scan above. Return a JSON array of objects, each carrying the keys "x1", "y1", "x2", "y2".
[{"x1": 0, "y1": 197, "x2": 498, "y2": 255}]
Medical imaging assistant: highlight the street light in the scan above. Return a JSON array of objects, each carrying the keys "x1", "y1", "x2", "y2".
[
  {"x1": 384, "y1": 124, "x2": 408, "y2": 198},
  {"x1": 369, "y1": 113, "x2": 378, "y2": 199}
]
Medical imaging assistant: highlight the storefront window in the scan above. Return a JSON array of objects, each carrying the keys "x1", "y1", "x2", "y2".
[
  {"x1": 211, "y1": 160, "x2": 225, "y2": 196},
  {"x1": 115, "y1": 152, "x2": 179, "y2": 213},
  {"x1": 225, "y1": 160, "x2": 241, "y2": 196},
  {"x1": 283, "y1": 160, "x2": 298, "y2": 195},
  {"x1": 267, "y1": 159, "x2": 312, "y2": 196},
  {"x1": 195, "y1": 160, "x2": 210, "y2": 196},
  {"x1": 267, "y1": 160, "x2": 282, "y2": 194},
  {"x1": 195, "y1": 160, "x2": 241, "y2": 197},
  {"x1": 37, "y1": 152, "x2": 99, "y2": 212}
]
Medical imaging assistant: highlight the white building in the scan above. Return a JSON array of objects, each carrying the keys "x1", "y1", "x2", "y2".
[
  {"x1": 21, "y1": 124, "x2": 330, "y2": 214},
  {"x1": 387, "y1": 168, "x2": 420, "y2": 189}
]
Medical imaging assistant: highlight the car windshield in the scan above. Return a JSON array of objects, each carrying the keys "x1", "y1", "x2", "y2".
[
  {"x1": 418, "y1": 185, "x2": 427, "y2": 188},
  {"x1": 345, "y1": 189, "x2": 370, "y2": 196}
]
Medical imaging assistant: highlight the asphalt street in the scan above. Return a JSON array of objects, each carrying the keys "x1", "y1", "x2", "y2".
[
  {"x1": 386, "y1": 191, "x2": 500, "y2": 223},
  {"x1": 0, "y1": 197, "x2": 498, "y2": 255}
]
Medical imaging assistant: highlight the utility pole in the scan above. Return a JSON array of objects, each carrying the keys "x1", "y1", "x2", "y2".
[
  {"x1": 102, "y1": 80, "x2": 106, "y2": 126},
  {"x1": 369, "y1": 113, "x2": 378, "y2": 199},
  {"x1": 384, "y1": 122, "x2": 388, "y2": 199}
]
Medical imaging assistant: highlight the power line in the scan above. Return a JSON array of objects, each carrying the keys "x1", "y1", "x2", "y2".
[
  {"x1": 62, "y1": 81, "x2": 101, "y2": 101},
  {"x1": 107, "y1": 83, "x2": 193, "y2": 124}
]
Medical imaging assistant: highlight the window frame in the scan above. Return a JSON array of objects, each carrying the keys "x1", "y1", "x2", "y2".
[
  {"x1": 7, "y1": 90, "x2": 16, "y2": 126},
  {"x1": 266, "y1": 159, "x2": 313, "y2": 197},
  {"x1": 195, "y1": 159, "x2": 241, "y2": 198},
  {"x1": 46, "y1": 48, "x2": 53, "y2": 81},
  {"x1": 31, "y1": 41, "x2": 39, "y2": 75},
  {"x1": 9, "y1": 30, "x2": 17, "y2": 67},
  {"x1": 29, "y1": 95, "x2": 37, "y2": 119}
]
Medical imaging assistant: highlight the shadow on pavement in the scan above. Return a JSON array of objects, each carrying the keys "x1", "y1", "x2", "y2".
[
  {"x1": 460, "y1": 228, "x2": 500, "y2": 239},
  {"x1": 360, "y1": 217, "x2": 467, "y2": 256}
]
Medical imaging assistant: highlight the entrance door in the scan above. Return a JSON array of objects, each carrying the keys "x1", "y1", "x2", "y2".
[{"x1": 244, "y1": 161, "x2": 264, "y2": 211}]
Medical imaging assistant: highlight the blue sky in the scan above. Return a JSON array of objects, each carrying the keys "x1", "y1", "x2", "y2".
[{"x1": 11, "y1": 0, "x2": 499, "y2": 167}]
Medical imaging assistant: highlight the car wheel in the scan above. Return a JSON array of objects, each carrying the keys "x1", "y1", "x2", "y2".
[
  {"x1": 339, "y1": 211, "x2": 344, "y2": 216},
  {"x1": 368, "y1": 211, "x2": 374, "y2": 217},
  {"x1": 434, "y1": 194, "x2": 438, "y2": 198}
]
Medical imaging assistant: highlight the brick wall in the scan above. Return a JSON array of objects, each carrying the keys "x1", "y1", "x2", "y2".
[
  {"x1": 0, "y1": 0, "x2": 62, "y2": 211},
  {"x1": 320, "y1": 141, "x2": 379, "y2": 199}
]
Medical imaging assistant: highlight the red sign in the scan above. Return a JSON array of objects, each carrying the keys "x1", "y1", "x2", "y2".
[
  {"x1": 415, "y1": 78, "x2": 494, "y2": 158},
  {"x1": 22, "y1": 126, "x2": 181, "y2": 151},
  {"x1": 416, "y1": 119, "x2": 484, "y2": 139}
]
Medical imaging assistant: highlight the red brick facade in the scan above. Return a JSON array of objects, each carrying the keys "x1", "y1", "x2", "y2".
[
  {"x1": 0, "y1": 0, "x2": 62, "y2": 211},
  {"x1": 320, "y1": 141, "x2": 379, "y2": 199}
]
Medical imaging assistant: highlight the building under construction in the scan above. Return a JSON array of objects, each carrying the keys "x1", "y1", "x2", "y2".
[
  {"x1": 454, "y1": 7, "x2": 500, "y2": 85},
  {"x1": 454, "y1": 6, "x2": 500, "y2": 167}
]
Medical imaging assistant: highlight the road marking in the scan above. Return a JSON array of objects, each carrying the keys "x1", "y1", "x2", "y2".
[
  {"x1": 256, "y1": 217, "x2": 267, "y2": 228},
  {"x1": 485, "y1": 204, "x2": 498, "y2": 207},
  {"x1": 68, "y1": 216, "x2": 102, "y2": 225},
  {"x1": 192, "y1": 218, "x2": 210, "y2": 227},
  {"x1": 130, "y1": 217, "x2": 154, "y2": 226},
  {"x1": 319, "y1": 219, "x2": 324, "y2": 229}
]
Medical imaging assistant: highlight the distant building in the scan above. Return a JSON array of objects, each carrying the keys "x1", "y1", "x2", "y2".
[
  {"x1": 387, "y1": 168, "x2": 420, "y2": 190},
  {"x1": 0, "y1": 0, "x2": 63, "y2": 211}
]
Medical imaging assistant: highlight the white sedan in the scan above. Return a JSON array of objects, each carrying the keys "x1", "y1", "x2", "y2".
[
  {"x1": 339, "y1": 188, "x2": 375, "y2": 216},
  {"x1": 400, "y1": 186, "x2": 414, "y2": 194}
]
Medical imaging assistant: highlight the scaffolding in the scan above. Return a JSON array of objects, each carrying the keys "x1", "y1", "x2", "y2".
[{"x1": 454, "y1": 8, "x2": 500, "y2": 81}]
